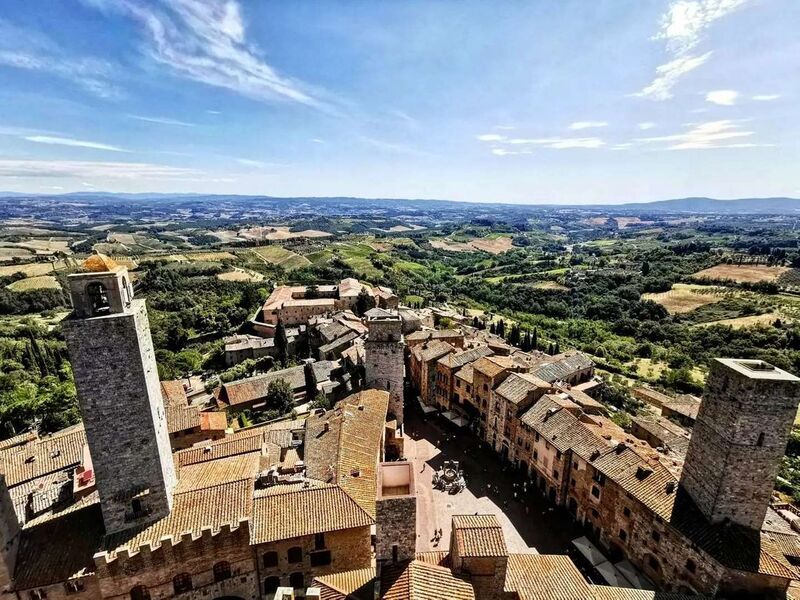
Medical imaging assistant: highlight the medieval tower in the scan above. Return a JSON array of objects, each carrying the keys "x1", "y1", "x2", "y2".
[
  {"x1": 681, "y1": 358, "x2": 800, "y2": 530},
  {"x1": 364, "y1": 311, "x2": 405, "y2": 427},
  {"x1": 62, "y1": 255, "x2": 176, "y2": 535}
]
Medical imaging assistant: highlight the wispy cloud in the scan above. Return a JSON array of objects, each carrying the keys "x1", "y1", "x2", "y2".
[
  {"x1": 638, "y1": 122, "x2": 657, "y2": 130},
  {"x1": 479, "y1": 133, "x2": 605, "y2": 153},
  {"x1": 129, "y1": 114, "x2": 196, "y2": 127},
  {"x1": 23, "y1": 135, "x2": 128, "y2": 152},
  {"x1": 477, "y1": 134, "x2": 506, "y2": 142},
  {"x1": 753, "y1": 94, "x2": 780, "y2": 101},
  {"x1": 0, "y1": 159, "x2": 202, "y2": 179},
  {"x1": 206, "y1": 109, "x2": 222, "y2": 114},
  {"x1": 86, "y1": 0, "x2": 330, "y2": 111},
  {"x1": 636, "y1": 119, "x2": 768, "y2": 150},
  {"x1": 635, "y1": 0, "x2": 749, "y2": 101},
  {"x1": 0, "y1": 20, "x2": 122, "y2": 99},
  {"x1": 568, "y1": 121, "x2": 608, "y2": 130},
  {"x1": 633, "y1": 52, "x2": 711, "y2": 101},
  {"x1": 705, "y1": 89, "x2": 738, "y2": 105},
  {"x1": 311, "y1": 138, "x2": 326, "y2": 144}
]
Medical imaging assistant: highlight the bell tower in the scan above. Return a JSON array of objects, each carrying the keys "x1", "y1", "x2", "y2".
[
  {"x1": 62, "y1": 255, "x2": 176, "y2": 535},
  {"x1": 365, "y1": 312, "x2": 405, "y2": 426},
  {"x1": 681, "y1": 358, "x2": 800, "y2": 530}
]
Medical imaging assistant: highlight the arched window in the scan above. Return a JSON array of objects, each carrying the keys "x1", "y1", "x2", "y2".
[
  {"x1": 289, "y1": 572, "x2": 304, "y2": 589},
  {"x1": 263, "y1": 551, "x2": 278, "y2": 568},
  {"x1": 121, "y1": 277, "x2": 131, "y2": 305},
  {"x1": 173, "y1": 573, "x2": 192, "y2": 594},
  {"x1": 263, "y1": 577, "x2": 281, "y2": 594},
  {"x1": 130, "y1": 586, "x2": 150, "y2": 600},
  {"x1": 757, "y1": 432, "x2": 765, "y2": 447},
  {"x1": 86, "y1": 282, "x2": 110, "y2": 316},
  {"x1": 287, "y1": 546, "x2": 303, "y2": 564},
  {"x1": 213, "y1": 561, "x2": 231, "y2": 582}
]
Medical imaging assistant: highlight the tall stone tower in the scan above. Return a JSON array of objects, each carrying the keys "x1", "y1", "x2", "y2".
[
  {"x1": 62, "y1": 255, "x2": 176, "y2": 535},
  {"x1": 375, "y1": 462, "x2": 416, "y2": 565},
  {"x1": 364, "y1": 312, "x2": 405, "y2": 426},
  {"x1": 681, "y1": 358, "x2": 800, "y2": 530}
]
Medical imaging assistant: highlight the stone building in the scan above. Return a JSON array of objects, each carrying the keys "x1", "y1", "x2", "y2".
[
  {"x1": 408, "y1": 340, "x2": 455, "y2": 407},
  {"x1": 434, "y1": 346, "x2": 494, "y2": 414},
  {"x1": 364, "y1": 312, "x2": 405, "y2": 427}
]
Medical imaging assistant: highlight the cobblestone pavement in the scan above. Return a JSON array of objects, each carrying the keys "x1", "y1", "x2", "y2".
[{"x1": 404, "y1": 403, "x2": 583, "y2": 555}]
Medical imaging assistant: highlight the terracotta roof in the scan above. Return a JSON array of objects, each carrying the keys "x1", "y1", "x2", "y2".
[
  {"x1": 174, "y1": 427, "x2": 264, "y2": 467},
  {"x1": 166, "y1": 404, "x2": 201, "y2": 433},
  {"x1": 504, "y1": 554, "x2": 593, "y2": 600},
  {"x1": 406, "y1": 329, "x2": 462, "y2": 342},
  {"x1": 380, "y1": 560, "x2": 474, "y2": 600},
  {"x1": 531, "y1": 352, "x2": 593, "y2": 383},
  {"x1": 452, "y1": 514, "x2": 507, "y2": 557},
  {"x1": 81, "y1": 253, "x2": 118, "y2": 273},
  {"x1": 160, "y1": 380, "x2": 189, "y2": 407},
  {"x1": 13, "y1": 502, "x2": 104, "y2": 589},
  {"x1": 495, "y1": 373, "x2": 550, "y2": 405},
  {"x1": 200, "y1": 411, "x2": 228, "y2": 431},
  {"x1": 0, "y1": 425, "x2": 86, "y2": 487},
  {"x1": 472, "y1": 355, "x2": 514, "y2": 378},
  {"x1": 438, "y1": 346, "x2": 494, "y2": 369},
  {"x1": 455, "y1": 364, "x2": 475, "y2": 385},
  {"x1": 175, "y1": 453, "x2": 260, "y2": 493},
  {"x1": 250, "y1": 483, "x2": 372, "y2": 544},
  {"x1": 220, "y1": 361, "x2": 336, "y2": 407},
  {"x1": 591, "y1": 587, "x2": 703, "y2": 600},
  {"x1": 313, "y1": 566, "x2": 376, "y2": 600},
  {"x1": 412, "y1": 340, "x2": 455, "y2": 364}
]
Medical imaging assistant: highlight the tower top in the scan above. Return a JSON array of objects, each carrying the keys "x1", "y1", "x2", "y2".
[
  {"x1": 67, "y1": 257, "x2": 133, "y2": 319},
  {"x1": 81, "y1": 253, "x2": 120, "y2": 273},
  {"x1": 713, "y1": 358, "x2": 800, "y2": 383}
]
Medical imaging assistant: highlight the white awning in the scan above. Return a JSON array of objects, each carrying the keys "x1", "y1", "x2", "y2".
[
  {"x1": 614, "y1": 560, "x2": 656, "y2": 590},
  {"x1": 451, "y1": 416, "x2": 468, "y2": 427},
  {"x1": 594, "y1": 561, "x2": 630, "y2": 588},
  {"x1": 571, "y1": 536, "x2": 606, "y2": 567},
  {"x1": 441, "y1": 410, "x2": 456, "y2": 420},
  {"x1": 417, "y1": 397, "x2": 437, "y2": 414}
]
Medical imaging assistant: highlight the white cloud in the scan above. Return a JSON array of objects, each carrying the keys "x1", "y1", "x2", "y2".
[
  {"x1": 705, "y1": 89, "x2": 738, "y2": 105},
  {"x1": 494, "y1": 125, "x2": 516, "y2": 131},
  {"x1": 206, "y1": 109, "x2": 222, "y2": 114},
  {"x1": 633, "y1": 52, "x2": 711, "y2": 101},
  {"x1": 636, "y1": 119, "x2": 767, "y2": 149},
  {"x1": 638, "y1": 122, "x2": 657, "y2": 130},
  {"x1": 86, "y1": 0, "x2": 327, "y2": 110},
  {"x1": 0, "y1": 159, "x2": 202, "y2": 180},
  {"x1": 477, "y1": 134, "x2": 506, "y2": 142},
  {"x1": 235, "y1": 158, "x2": 268, "y2": 168},
  {"x1": 568, "y1": 121, "x2": 608, "y2": 130},
  {"x1": 655, "y1": 0, "x2": 750, "y2": 55},
  {"x1": 753, "y1": 94, "x2": 780, "y2": 101},
  {"x1": 23, "y1": 135, "x2": 128, "y2": 152},
  {"x1": 491, "y1": 148, "x2": 531, "y2": 156},
  {"x1": 311, "y1": 138, "x2": 325, "y2": 144},
  {"x1": 503, "y1": 137, "x2": 605, "y2": 149},
  {"x1": 129, "y1": 115, "x2": 196, "y2": 127}
]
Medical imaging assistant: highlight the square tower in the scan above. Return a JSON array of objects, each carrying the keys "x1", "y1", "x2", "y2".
[
  {"x1": 364, "y1": 312, "x2": 405, "y2": 426},
  {"x1": 62, "y1": 256, "x2": 176, "y2": 535},
  {"x1": 375, "y1": 462, "x2": 416, "y2": 564},
  {"x1": 680, "y1": 358, "x2": 800, "y2": 530}
]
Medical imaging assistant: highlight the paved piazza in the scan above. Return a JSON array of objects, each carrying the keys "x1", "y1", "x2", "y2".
[{"x1": 404, "y1": 404, "x2": 583, "y2": 555}]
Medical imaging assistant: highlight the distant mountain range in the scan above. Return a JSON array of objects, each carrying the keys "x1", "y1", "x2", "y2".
[{"x1": 1, "y1": 192, "x2": 799, "y2": 214}]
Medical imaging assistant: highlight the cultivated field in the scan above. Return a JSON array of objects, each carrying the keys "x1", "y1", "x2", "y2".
[
  {"x1": 691, "y1": 264, "x2": 790, "y2": 284},
  {"x1": 695, "y1": 312, "x2": 784, "y2": 329},
  {"x1": 240, "y1": 226, "x2": 332, "y2": 241},
  {"x1": 7, "y1": 275, "x2": 61, "y2": 292},
  {"x1": 430, "y1": 235, "x2": 514, "y2": 254},
  {"x1": 217, "y1": 268, "x2": 265, "y2": 282},
  {"x1": 532, "y1": 281, "x2": 569, "y2": 291},
  {"x1": 642, "y1": 284, "x2": 724, "y2": 314},
  {"x1": 184, "y1": 251, "x2": 238, "y2": 262},
  {"x1": 252, "y1": 246, "x2": 310, "y2": 271},
  {"x1": 0, "y1": 260, "x2": 69, "y2": 278}
]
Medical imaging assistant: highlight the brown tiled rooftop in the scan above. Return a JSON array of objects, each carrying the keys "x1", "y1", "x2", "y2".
[
  {"x1": 380, "y1": 560, "x2": 475, "y2": 600},
  {"x1": 504, "y1": 553, "x2": 593, "y2": 600},
  {"x1": 452, "y1": 514, "x2": 507, "y2": 557}
]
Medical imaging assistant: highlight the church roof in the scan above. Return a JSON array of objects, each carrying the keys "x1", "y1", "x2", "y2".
[{"x1": 81, "y1": 253, "x2": 119, "y2": 273}]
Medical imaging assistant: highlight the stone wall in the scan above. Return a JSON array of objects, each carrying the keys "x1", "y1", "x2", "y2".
[
  {"x1": 0, "y1": 475, "x2": 19, "y2": 592},
  {"x1": 365, "y1": 319, "x2": 405, "y2": 426},
  {"x1": 376, "y1": 496, "x2": 416, "y2": 563},
  {"x1": 63, "y1": 299, "x2": 176, "y2": 535}
]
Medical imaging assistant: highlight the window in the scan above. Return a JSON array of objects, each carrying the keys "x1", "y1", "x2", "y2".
[
  {"x1": 686, "y1": 559, "x2": 697, "y2": 573},
  {"x1": 592, "y1": 470, "x2": 606, "y2": 485},
  {"x1": 623, "y1": 507, "x2": 631, "y2": 518},
  {"x1": 213, "y1": 561, "x2": 232, "y2": 582},
  {"x1": 535, "y1": 432, "x2": 540, "y2": 442},
  {"x1": 533, "y1": 450, "x2": 538, "y2": 461},
  {"x1": 131, "y1": 498, "x2": 143, "y2": 516},
  {"x1": 573, "y1": 461, "x2": 578, "y2": 470},
  {"x1": 619, "y1": 529, "x2": 627, "y2": 541},
  {"x1": 591, "y1": 509, "x2": 599, "y2": 518},
  {"x1": 287, "y1": 546, "x2": 303, "y2": 564},
  {"x1": 86, "y1": 282, "x2": 110, "y2": 316},
  {"x1": 263, "y1": 551, "x2": 278, "y2": 568},
  {"x1": 315, "y1": 532, "x2": 326, "y2": 550},
  {"x1": 556, "y1": 450, "x2": 562, "y2": 460},
  {"x1": 757, "y1": 432, "x2": 765, "y2": 447},
  {"x1": 130, "y1": 586, "x2": 150, "y2": 600},
  {"x1": 173, "y1": 573, "x2": 192, "y2": 595},
  {"x1": 289, "y1": 572, "x2": 305, "y2": 589},
  {"x1": 64, "y1": 581, "x2": 84, "y2": 595},
  {"x1": 648, "y1": 555, "x2": 660, "y2": 571},
  {"x1": 310, "y1": 550, "x2": 332, "y2": 567},
  {"x1": 552, "y1": 469, "x2": 559, "y2": 480},
  {"x1": 651, "y1": 531, "x2": 661, "y2": 542},
  {"x1": 570, "y1": 478, "x2": 576, "y2": 488},
  {"x1": 483, "y1": 384, "x2": 488, "y2": 392},
  {"x1": 264, "y1": 577, "x2": 281, "y2": 594},
  {"x1": 591, "y1": 485, "x2": 600, "y2": 498}
]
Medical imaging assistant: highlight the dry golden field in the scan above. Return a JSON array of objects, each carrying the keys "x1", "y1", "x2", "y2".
[{"x1": 691, "y1": 264, "x2": 789, "y2": 283}]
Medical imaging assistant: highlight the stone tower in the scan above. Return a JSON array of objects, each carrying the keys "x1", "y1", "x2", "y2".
[
  {"x1": 681, "y1": 358, "x2": 800, "y2": 530},
  {"x1": 375, "y1": 462, "x2": 416, "y2": 565},
  {"x1": 364, "y1": 312, "x2": 405, "y2": 426},
  {"x1": 62, "y1": 255, "x2": 176, "y2": 535}
]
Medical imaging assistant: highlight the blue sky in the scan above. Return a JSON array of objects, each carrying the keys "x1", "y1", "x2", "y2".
[{"x1": 0, "y1": 0, "x2": 798, "y2": 204}]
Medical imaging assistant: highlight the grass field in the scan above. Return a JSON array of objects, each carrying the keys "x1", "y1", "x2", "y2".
[
  {"x1": 691, "y1": 264, "x2": 790, "y2": 283},
  {"x1": 240, "y1": 226, "x2": 332, "y2": 241},
  {"x1": 184, "y1": 251, "x2": 238, "y2": 262},
  {"x1": 627, "y1": 358, "x2": 705, "y2": 384},
  {"x1": 532, "y1": 281, "x2": 569, "y2": 291},
  {"x1": 430, "y1": 235, "x2": 514, "y2": 254},
  {"x1": 0, "y1": 260, "x2": 69, "y2": 278},
  {"x1": 7, "y1": 275, "x2": 61, "y2": 291},
  {"x1": 695, "y1": 312, "x2": 784, "y2": 329},
  {"x1": 642, "y1": 283, "x2": 724, "y2": 314},
  {"x1": 252, "y1": 246, "x2": 311, "y2": 271},
  {"x1": 469, "y1": 235, "x2": 513, "y2": 254},
  {"x1": 217, "y1": 268, "x2": 265, "y2": 282},
  {"x1": 335, "y1": 243, "x2": 383, "y2": 278}
]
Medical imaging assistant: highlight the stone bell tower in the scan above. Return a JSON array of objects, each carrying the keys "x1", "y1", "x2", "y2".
[
  {"x1": 681, "y1": 358, "x2": 800, "y2": 531},
  {"x1": 62, "y1": 255, "x2": 176, "y2": 535},
  {"x1": 365, "y1": 311, "x2": 405, "y2": 427}
]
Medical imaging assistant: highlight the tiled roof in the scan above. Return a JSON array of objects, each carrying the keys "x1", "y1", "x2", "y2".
[
  {"x1": 173, "y1": 427, "x2": 265, "y2": 467},
  {"x1": 531, "y1": 352, "x2": 593, "y2": 383},
  {"x1": 220, "y1": 361, "x2": 337, "y2": 406},
  {"x1": 160, "y1": 380, "x2": 189, "y2": 407},
  {"x1": 452, "y1": 514, "x2": 507, "y2": 557},
  {"x1": 313, "y1": 566, "x2": 376, "y2": 600},
  {"x1": 0, "y1": 424, "x2": 86, "y2": 487},
  {"x1": 166, "y1": 404, "x2": 201, "y2": 433},
  {"x1": 412, "y1": 340, "x2": 455, "y2": 363},
  {"x1": 13, "y1": 501, "x2": 104, "y2": 589},
  {"x1": 380, "y1": 560, "x2": 474, "y2": 600},
  {"x1": 591, "y1": 587, "x2": 703, "y2": 600},
  {"x1": 504, "y1": 554, "x2": 593, "y2": 600},
  {"x1": 495, "y1": 373, "x2": 550, "y2": 405},
  {"x1": 175, "y1": 453, "x2": 260, "y2": 493},
  {"x1": 471, "y1": 356, "x2": 513, "y2": 379},
  {"x1": 250, "y1": 483, "x2": 372, "y2": 544},
  {"x1": 454, "y1": 364, "x2": 475, "y2": 385},
  {"x1": 199, "y1": 411, "x2": 228, "y2": 431},
  {"x1": 438, "y1": 346, "x2": 494, "y2": 369},
  {"x1": 406, "y1": 329, "x2": 462, "y2": 342}
]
